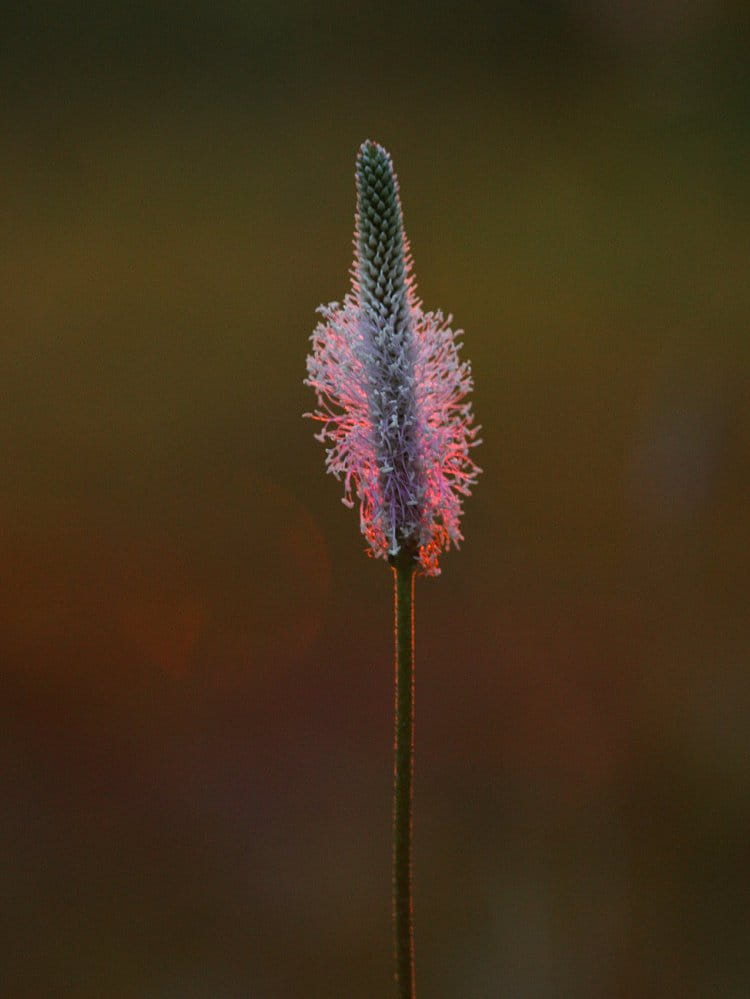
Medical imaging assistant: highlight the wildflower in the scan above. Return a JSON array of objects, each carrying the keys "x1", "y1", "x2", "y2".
[{"x1": 305, "y1": 141, "x2": 480, "y2": 575}]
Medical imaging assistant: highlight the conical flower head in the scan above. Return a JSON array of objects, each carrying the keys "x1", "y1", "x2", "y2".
[{"x1": 305, "y1": 141, "x2": 481, "y2": 576}]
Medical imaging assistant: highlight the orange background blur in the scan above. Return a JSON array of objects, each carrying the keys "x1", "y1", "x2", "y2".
[{"x1": 2, "y1": 2, "x2": 749, "y2": 996}]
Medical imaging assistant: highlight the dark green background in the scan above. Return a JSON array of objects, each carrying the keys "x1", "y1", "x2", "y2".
[{"x1": 2, "y1": 2, "x2": 749, "y2": 996}]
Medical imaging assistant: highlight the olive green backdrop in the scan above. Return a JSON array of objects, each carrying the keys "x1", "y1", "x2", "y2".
[{"x1": 2, "y1": 2, "x2": 749, "y2": 996}]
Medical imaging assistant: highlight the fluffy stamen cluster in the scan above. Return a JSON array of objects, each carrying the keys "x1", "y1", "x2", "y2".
[{"x1": 305, "y1": 141, "x2": 480, "y2": 575}]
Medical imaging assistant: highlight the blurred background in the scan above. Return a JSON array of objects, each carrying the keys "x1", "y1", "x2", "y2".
[{"x1": 2, "y1": 1, "x2": 749, "y2": 996}]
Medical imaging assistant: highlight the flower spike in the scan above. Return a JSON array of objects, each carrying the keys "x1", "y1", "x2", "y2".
[{"x1": 305, "y1": 141, "x2": 481, "y2": 575}]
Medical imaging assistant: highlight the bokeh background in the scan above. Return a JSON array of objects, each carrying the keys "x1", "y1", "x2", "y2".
[{"x1": 2, "y1": 2, "x2": 749, "y2": 996}]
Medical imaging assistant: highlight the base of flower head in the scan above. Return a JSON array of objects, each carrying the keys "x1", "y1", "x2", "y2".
[
  {"x1": 306, "y1": 294, "x2": 481, "y2": 577},
  {"x1": 388, "y1": 539, "x2": 419, "y2": 573}
]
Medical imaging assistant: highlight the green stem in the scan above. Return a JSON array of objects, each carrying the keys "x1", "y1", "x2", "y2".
[{"x1": 391, "y1": 551, "x2": 416, "y2": 998}]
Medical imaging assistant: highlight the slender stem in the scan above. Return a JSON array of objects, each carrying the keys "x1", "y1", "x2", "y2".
[{"x1": 391, "y1": 551, "x2": 416, "y2": 998}]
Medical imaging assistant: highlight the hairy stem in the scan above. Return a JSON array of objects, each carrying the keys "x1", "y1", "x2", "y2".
[{"x1": 392, "y1": 551, "x2": 416, "y2": 998}]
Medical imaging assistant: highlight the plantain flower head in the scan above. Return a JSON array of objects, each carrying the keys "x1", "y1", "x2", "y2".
[{"x1": 305, "y1": 141, "x2": 481, "y2": 576}]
